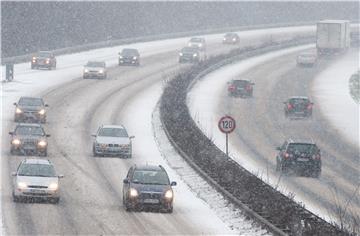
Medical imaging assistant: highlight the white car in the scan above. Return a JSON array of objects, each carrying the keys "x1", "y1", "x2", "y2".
[
  {"x1": 92, "y1": 125, "x2": 134, "y2": 158},
  {"x1": 188, "y1": 37, "x2": 206, "y2": 51},
  {"x1": 12, "y1": 158, "x2": 63, "y2": 203},
  {"x1": 296, "y1": 53, "x2": 317, "y2": 66},
  {"x1": 83, "y1": 61, "x2": 107, "y2": 79}
]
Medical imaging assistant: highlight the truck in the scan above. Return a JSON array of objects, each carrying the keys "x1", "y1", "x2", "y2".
[{"x1": 316, "y1": 20, "x2": 350, "y2": 54}]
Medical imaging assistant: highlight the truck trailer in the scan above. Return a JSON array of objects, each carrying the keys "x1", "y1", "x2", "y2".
[{"x1": 316, "y1": 20, "x2": 350, "y2": 54}]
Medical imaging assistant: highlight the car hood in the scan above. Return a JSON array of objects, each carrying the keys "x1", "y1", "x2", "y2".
[
  {"x1": 16, "y1": 175, "x2": 58, "y2": 187},
  {"x1": 132, "y1": 183, "x2": 170, "y2": 193},
  {"x1": 84, "y1": 66, "x2": 104, "y2": 71},
  {"x1": 18, "y1": 105, "x2": 43, "y2": 112},
  {"x1": 13, "y1": 135, "x2": 43, "y2": 141},
  {"x1": 95, "y1": 136, "x2": 130, "y2": 145}
]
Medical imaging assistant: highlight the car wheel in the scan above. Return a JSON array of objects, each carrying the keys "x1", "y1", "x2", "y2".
[
  {"x1": 51, "y1": 197, "x2": 60, "y2": 204},
  {"x1": 12, "y1": 192, "x2": 20, "y2": 202},
  {"x1": 10, "y1": 148, "x2": 16, "y2": 155},
  {"x1": 40, "y1": 150, "x2": 47, "y2": 157},
  {"x1": 276, "y1": 159, "x2": 280, "y2": 171},
  {"x1": 312, "y1": 169, "x2": 321, "y2": 178},
  {"x1": 280, "y1": 162, "x2": 288, "y2": 173}
]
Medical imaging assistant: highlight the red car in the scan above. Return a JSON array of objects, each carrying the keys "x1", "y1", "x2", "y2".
[
  {"x1": 284, "y1": 96, "x2": 313, "y2": 118},
  {"x1": 31, "y1": 51, "x2": 56, "y2": 70},
  {"x1": 227, "y1": 79, "x2": 254, "y2": 97}
]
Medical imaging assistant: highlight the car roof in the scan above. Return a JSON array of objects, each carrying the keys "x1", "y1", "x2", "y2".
[
  {"x1": 134, "y1": 164, "x2": 165, "y2": 172},
  {"x1": 287, "y1": 138, "x2": 315, "y2": 144},
  {"x1": 122, "y1": 48, "x2": 138, "y2": 52},
  {"x1": 289, "y1": 96, "x2": 309, "y2": 100},
  {"x1": 101, "y1": 124, "x2": 125, "y2": 129},
  {"x1": 233, "y1": 79, "x2": 250, "y2": 82},
  {"x1": 16, "y1": 123, "x2": 43, "y2": 128},
  {"x1": 23, "y1": 158, "x2": 51, "y2": 165},
  {"x1": 190, "y1": 37, "x2": 204, "y2": 41},
  {"x1": 19, "y1": 96, "x2": 42, "y2": 100}
]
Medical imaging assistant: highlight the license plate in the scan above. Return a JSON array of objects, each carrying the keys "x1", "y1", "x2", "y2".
[
  {"x1": 143, "y1": 199, "x2": 159, "y2": 204},
  {"x1": 297, "y1": 158, "x2": 309, "y2": 162},
  {"x1": 30, "y1": 189, "x2": 45, "y2": 194}
]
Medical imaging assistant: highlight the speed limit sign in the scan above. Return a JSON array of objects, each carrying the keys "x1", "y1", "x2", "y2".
[{"x1": 218, "y1": 116, "x2": 236, "y2": 134}]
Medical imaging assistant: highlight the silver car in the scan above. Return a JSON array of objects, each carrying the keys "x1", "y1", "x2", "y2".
[
  {"x1": 14, "y1": 96, "x2": 49, "y2": 123},
  {"x1": 83, "y1": 61, "x2": 107, "y2": 79},
  {"x1": 296, "y1": 53, "x2": 317, "y2": 67},
  {"x1": 12, "y1": 158, "x2": 64, "y2": 203},
  {"x1": 9, "y1": 123, "x2": 50, "y2": 156},
  {"x1": 92, "y1": 125, "x2": 134, "y2": 158},
  {"x1": 188, "y1": 37, "x2": 206, "y2": 51}
]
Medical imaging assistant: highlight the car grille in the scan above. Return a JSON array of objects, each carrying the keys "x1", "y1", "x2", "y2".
[
  {"x1": 108, "y1": 144, "x2": 119, "y2": 147},
  {"x1": 28, "y1": 185, "x2": 48, "y2": 189},
  {"x1": 23, "y1": 139, "x2": 37, "y2": 145},
  {"x1": 140, "y1": 192, "x2": 162, "y2": 200}
]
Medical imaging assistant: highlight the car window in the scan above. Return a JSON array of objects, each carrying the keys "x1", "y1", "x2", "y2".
[
  {"x1": 233, "y1": 80, "x2": 249, "y2": 86},
  {"x1": 15, "y1": 126, "x2": 45, "y2": 136},
  {"x1": 18, "y1": 163, "x2": 56, "y2": 177},
  {"x1": 86, "y1": 61, "x2": 105, "y2": 67},
  {"x1": 19, "y1": 97, "x2": 43, "y2": 106},
  {"x1": 132, "y1": 170, "x2": 170, "y2": 185},
  {"x1": 289, "y1": 98, "x2": 309, "y2": 104},
  {"x1": 190, "y1": 38, "x2": 203, "y2": 42},
  {"x1": 98, "y1": 128, "x2": 128, "y2": 137},
  {"x1": 122, "y1": 49, "x2": 138, "y2": 55},
  {"x1": 38, "y1": 52, "x2": 52, "y2": 57},
  {"x1": 287, "y1": 143, "x2": 317, "y2": 154}
]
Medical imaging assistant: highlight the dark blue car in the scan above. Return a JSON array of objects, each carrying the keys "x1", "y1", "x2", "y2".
[{"x1": 122, "y1": 165, "x2": 176, "y2": 213}]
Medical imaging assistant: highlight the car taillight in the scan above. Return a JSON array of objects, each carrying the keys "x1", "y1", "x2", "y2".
[
  {"x1": 228, "y1": 85, "x2": 235, "y2": 91},
  {"x1": 283, "y1": 153, "x2": 290, "y2": 159},
  {"x1": 246, "y1": 85, "x2": 251, "y2": 91},
  {"x1": 307, "y1": 104, "x2": 312, "y2": 110},
  {"x1": 287, "y1": 104, "x2": 293, "y2": 110},
  {"x1": 313, "y1": 154, "x2": 321, "y2": 160}
]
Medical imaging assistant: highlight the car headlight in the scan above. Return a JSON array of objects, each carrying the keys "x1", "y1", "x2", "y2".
[
  {"x1": 188, "y1": 43, "x2": 192, "y2": 46},
  {"x1": 193, "y1": 53, "x2": 198, "y2": 57},
  {"x1": 119, "y1": 55, "x2": 123, "y2": 59},
  {"x1": 12, "y1": 139, "x2": 21, "y2": 145},
  {"x1": 17, "y1": 182, "x2": 27, "y2": 189},
  {"x1": 15, "y1": 108, "x2": 22, "y2": 114},
  {"x1": 46, "y1": 59, "x2": 50, "y2": 64},
  {"x1": 48, "y1": 182, "x2": 58, "y2": 190},
  {"x1": 198, "y1": 43, "x2": 203, "y2": 47},
  {"x1": 164, "y1": 189, "x2": 173, "y2": 199},
  {"x1": 38, "y1": 109, "x2": 46, "y2": 115},
  {"x1": 100, "y1": 143, "x2": 107, "y2": 148},
  {"x1": 38, "y1": 140, "x2": 47, "y2": 147},
  {"x1": 99, "y1": 69, "x2": 104, "y2": 74},
  {"x1": 233, "y1": 38, "x2": 236, "y2": 41},
  {"x1": 129, "y1": 188, "x2": 138, "y2": 197},
  {"x1": 84, "y1": 69, "x2": 89, "y2": 73},
  {"x1": 133, "y1": 56, "x2": 137, "y2": 60},
  {"x1": 179, "y1": 52, "x2": 183, "y2": 56}
]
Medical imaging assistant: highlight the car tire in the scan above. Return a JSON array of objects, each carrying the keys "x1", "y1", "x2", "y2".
[
  {"x1": 10, "y1": 148, "x2": 16, "y2": 155},
  {"x1": 124, "y1": 199, "x2": 131, "y2": 211},
  {"x1": 312, "y1": 169, "x2": 321, "y2": 178},
  {"x1": 12, "y1": 192, "x2": 20, "y2": 202},
  {"x1": 276, "y1": 159, "x2": 280, "y2": 171},
  {"x1": 280, "y1": 162, "x2": 288, "y2": 173},
  {"x1": 51, "y1": 197, "x2": 60, "y2": 204}
]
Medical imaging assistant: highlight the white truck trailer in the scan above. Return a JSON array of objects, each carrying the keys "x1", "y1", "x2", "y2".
[{"x1": 316, "y1": 20, "x2": 350, "y2": 54}]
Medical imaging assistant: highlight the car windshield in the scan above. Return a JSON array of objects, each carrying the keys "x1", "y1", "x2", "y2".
[
  {"x1": 18, "y1": 97, "x2": 43, "y2": 106},
  {"x1": 132, "y1": 170, "x2": 170, "y2": 185},
  {"x1": 225, "y1": 33, "x2": 237, "y2": 37},
  {"x1": 121, "y1": 49, "x2": 138, "y2": 55},
  {"x1": 233, "y1": 80, "x2": 250, "y2": 86},
  {"x1": 15, "y1": 126, "x2": 45, "y2": 136},
  {"x1": 289, "y1": 98, "x2": 309, "y2": 104},
  {"x1": 190, "y1": 38, "x2": 203, "y2": 42},
  {"x1": 86, "y1": 61, "x2": 105, "y2": 67},
  {"x1": 98, "y1": 128, "x2": 128, "y2": 137},
  {"x1": 288, "y1": 143, "x2": 317, "y2": 154},
  {"x1": 18, "y1": 163, "x2": 56, "y2": 177},
  {"x1": 37, "y1": 52, "x2": 52, "y2": 57},
  {"x1": 182, "y1": 47, "x2": 198, "y2": 53},
  {"x1": 299, "y1": 54, "x2": 315, "y2": 58}
]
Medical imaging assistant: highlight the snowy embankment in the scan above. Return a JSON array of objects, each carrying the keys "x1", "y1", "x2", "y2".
[
  {"x1": 1, "y1": 25, "x2": 315, "y2": 235},
  {"x1": 312, "y1": 50, "x2": 360, "y2": 148}
]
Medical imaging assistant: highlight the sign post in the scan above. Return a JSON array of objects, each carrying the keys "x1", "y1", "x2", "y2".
[{"x1": 218, "y1": 115, "x2": 236, "y2": 157}]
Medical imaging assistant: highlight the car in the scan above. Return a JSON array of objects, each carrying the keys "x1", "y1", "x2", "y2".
[
  {"x1": 14, "y1": 97, "x2": 48, "y2": 123},
  {"x1": 188, "y1": 37, "x2": 206, "y2": 51},
  {"x1": 9, "y1": 123, "x2": 50, "y2": 156},
  {"x1": 179, "y1": 47, "x2": 206, "y2": 63},
  {"x1": 223, "y1": 32, "x2": 240, "y2": 44},
  {"x1": 92, "y1": 125, "x2": 134, "y2": 158},
  {"x1": 12, "y1": 158, "x2": 64, "y2": 203},
  {"x1": 83, "y1": 61, "x2": 107, "y2": 79},
  {"x1": 227, "y1": 79, "x2": 254, "y2": 97},
  {"x1": 284, "y1": 96, "x2": 313, "y2": 119},
  {"x1": 118, "y1": 48, "x2": 140, "y2": 66},
  {"x1": 276, "y1": 139, "x2": 321, "y2": 177},
  {"x1": 296, "y1": 52, "x2": 317, "y2": 66},
  {"x1": 31, "y1": 51, "x2": 56, "y2": 70},
  {"x1": 122, "y1": 164, "x2": 177, "y2": 213}
]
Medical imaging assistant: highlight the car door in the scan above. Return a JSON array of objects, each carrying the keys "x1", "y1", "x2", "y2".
[{"x1": 123, "y1": 167, "x2": 133, "y2": 199}]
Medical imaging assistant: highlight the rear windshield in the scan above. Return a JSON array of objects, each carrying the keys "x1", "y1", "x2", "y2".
[
  {"x1": 37, "y1": 52, "x2": 52, "y2": 57},
  {"x1": 132, "y1": 170, "x2": 170, "y2": 185},
  {"x1": 98, "y1": 128, "x2": 128, "y2": 137},
  {"x1": 289, "y1": 98, "x2": 309, "y2": 104},
  {"x1": 15, "y1": 126, "x2": 45, "y2": 136},
  {"x1": 288, "y1": 143, "x2": 317, "y2": 154},
  {"x1": 86, "y1": 61, "x2": 105, "y2": 67},
  {"x1": 18, "y1": 163, "x2": 56, "y2": 177},
  {"x1": 233, "y1": 80, "x2": 250, "y2": 86},
  {"x1": 19, "y1": 97, "x2": 43, "y2": 106}
]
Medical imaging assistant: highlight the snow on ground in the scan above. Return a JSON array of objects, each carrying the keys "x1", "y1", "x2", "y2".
[
  {"x1": 312, "y1": 50, "x2": 360, "y2": 148},
  {"x1": 1, "y1": 25, "x2": 315, "y2": 234},
  {"x1": 186, "y1": 44, "x2": 338, "y2": 220}
]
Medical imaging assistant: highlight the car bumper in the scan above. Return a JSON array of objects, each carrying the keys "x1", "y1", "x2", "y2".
[
  {"x1": 14, "y1": 188, "x2": 59, "y2": 199},
  {"x1": 179, "y1": 56, "x2": 198, "y2": 63},
  {"x1": 283, "y1": 160, "x2": 321, "y2": 169},
  {"x1": 127, "y1": 196, "x2": 173, "y2": 209},
  {"x1": 11, "y1": 144, "x2": 47, "y2": 155},
  {"x1": 94, "y1": 146, "x2": 131, "y2": 156},
  {"x1": 119, "y1": 58, "x2": 139, "y2": 65},
  {"x1": 229, "y1": 90, "x2": 252, "y2": 96},
  {"x1": 31, "y1": 62, "x2": 52, "y2": 68},
  {"x1": 286, "y1": 111, "x2": 312, "y2": 117},
  {"x1": 83, "y1": 72, "x2": 106, "y2": 79},
  {"x1": 15, "y1": 113, "x2": 46, "y2": 122}
]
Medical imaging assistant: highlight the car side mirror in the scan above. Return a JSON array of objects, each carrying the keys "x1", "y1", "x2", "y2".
[
  {"x1": 129, "y1": 136, "x2": 135, "y2": 139},
  {"x1": 123, "y1": 179, "x2": 129, "y2": 184},
  {"x1": 11, "y1": 172, "x2": 17, "y2": 176},
  {"x1": 276, "y1": 147, "x2": 281, "y2": 151},
  {"x1": 46, "y1": 134, "x2": 51, "y2": 137},
  {"x1": 171, "y1": 181, "x2": 177, "y2": 186},
  {"x1": 9, "y1": 132, "x2": 14, "y2": 135},
  {"x1": 91, "y1": 134, "x2": 97, "y2": 137},
  {"x1": 58, "y1": 174, "x2": 64, "y2": 178},
  {"x1": 45, "y1": 104, "x2": 49, "y2": 107},
  {"x1": 13, "y1": 102, "x2": 17, "y2": 106}
]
